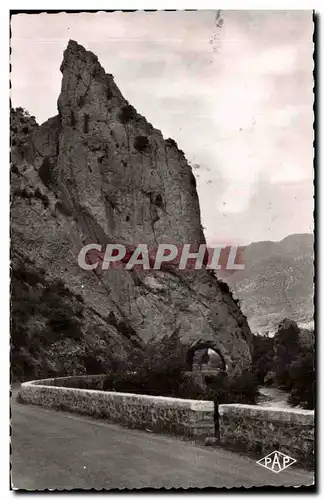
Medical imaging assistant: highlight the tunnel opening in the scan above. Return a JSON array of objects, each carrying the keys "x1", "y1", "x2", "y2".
[
  {"x1": 186, "y1": 342, "x2": 226, "y2": 373},
  {"x1": 186, "y1": 341, "x2": 227, "y2": 438}
]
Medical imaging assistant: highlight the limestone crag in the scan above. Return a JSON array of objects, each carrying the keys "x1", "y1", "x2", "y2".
[{"x1": 11, "y1": 40, "x2": 252, "y2": 377}]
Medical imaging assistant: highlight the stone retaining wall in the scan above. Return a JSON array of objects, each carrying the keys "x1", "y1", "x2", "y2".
[
  {"x1": 219, "y1": 404, "x2": 314, "y2": 466},
  {"x1": 18, "y1": 378, "x2": 215, "y2": 439}
]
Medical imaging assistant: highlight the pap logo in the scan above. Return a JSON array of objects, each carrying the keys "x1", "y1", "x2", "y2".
[{"x1": 257, "y1": 451, "x2": 297, "y2": 474}]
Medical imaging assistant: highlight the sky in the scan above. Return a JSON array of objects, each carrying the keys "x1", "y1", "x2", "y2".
[{"x1": 10, "y1": 10, "x2": 314, "y2": 245}]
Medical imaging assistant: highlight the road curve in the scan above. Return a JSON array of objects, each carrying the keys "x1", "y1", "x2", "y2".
[{"x1": 11, "y1": 388, "x2": 314, "y2": 490}]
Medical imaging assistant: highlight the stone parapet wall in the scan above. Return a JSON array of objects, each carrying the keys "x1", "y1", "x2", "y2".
[
  {"x1": 18, "y1": 378, "x2": 215, "y2": 439},
  {"x1": 219, "y1": 404, "x2": 314, "y2": 466},
  {"x1": 17, "y1": 377, "x2": 314, "y2": 462}
]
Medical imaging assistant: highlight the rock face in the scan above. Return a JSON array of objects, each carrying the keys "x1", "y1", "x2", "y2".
[{"x1": 11, "y1": 40, "x2": 252, "y2": 379}]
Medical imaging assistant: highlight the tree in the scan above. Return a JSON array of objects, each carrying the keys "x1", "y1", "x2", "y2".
[
  {"x1": 251, "y1": 334, "x2": 274, "y2": 384},
  {"x1": 288, "y1": 346, "x2": 315, "y2": 409},
  {"x1": 273, "y1": 318, "x2": 300, "y2": 389}
]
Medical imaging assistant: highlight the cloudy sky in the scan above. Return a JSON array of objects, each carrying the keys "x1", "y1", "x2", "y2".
[{"x1": 11, "y1": 10, "x2": 314, "y2": 245}]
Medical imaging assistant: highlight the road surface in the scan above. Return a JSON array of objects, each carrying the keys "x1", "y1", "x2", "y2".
[
  {"x1": 258, "y1": 387, "x2": 291, "y2": 409},
  {"x1": 11, "y1": 388, "x2": 314, "y2": 490}
]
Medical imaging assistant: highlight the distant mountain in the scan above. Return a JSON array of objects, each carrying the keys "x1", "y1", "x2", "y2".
[{"x1": 219, "y1": 234, "x2": 314, "y2": 335}]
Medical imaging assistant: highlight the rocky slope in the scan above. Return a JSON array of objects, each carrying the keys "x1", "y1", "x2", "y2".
[
  {"x1": 219, "y1": 234, "x2": 314, "y2": 335},
  {"x1": 11, "y1": 40, "x2": 252, "y2": 380}
]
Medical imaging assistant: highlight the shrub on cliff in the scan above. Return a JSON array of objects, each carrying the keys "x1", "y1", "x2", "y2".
[
  {"x1": 118, "y1": 104, "x2": 136, "y2": 124},
  {"x1": 34, "y1": 188, "x2": 49, "y2": 208},
  {"x1": 134, "y1": 135, "x2": 149, "y2": 152},
  {"x1": 38, "y1": 157, "x2": 53, "y2": 188},
  {"x1": 10, "y1": 261, "x2": 85, "y2": 381},
  {"x1": 10, "y1": 107, "x2": 38, "y2": 156},
  {"x1": 11, "y1": 107, "x2": 38, "y2": 132},
  {"x1": 165, "y1": 138, "x2": 178, "y2": 149}
]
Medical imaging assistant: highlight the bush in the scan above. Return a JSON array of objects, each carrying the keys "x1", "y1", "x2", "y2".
[
  {"x1": 134, "y1": 135, "x2": 149, "y2": 153},
  {"x1": 217, "y1": 279, "x2": 231, "y2": 294},
  {"x1": 287, "y1": 347, "x2": 315, "y2": 409},
  {"x1": 154, "y1": 194, "x2": 164, "y2": 209},
  {"x1": 206, "y1": 370, "x2": 258, "y2": 405},
  {"x1": 12, "y1": 261, "x2": 45, "y2": 287},
  {"x1": 10, "y1": 262, "x2": 85, "y2": 380},
  {"x1": 34, "y1": 188, "x2": 49, "y2": 208},
  {"x1": 251, "y1": 334, "x2": 274, "y2": 384},
  {"x1": 47, "y1": 315, "x2": 83, "y2": 341},
  {"x1": 165, "y1": 138, "x2": 178, "y2": 149},
  {"x1": 38, "y1": 157, "x2": 53, "y2": 188},
  {"x1": 13, "y1": 187, "x2": 33, "y2": 201},
  {"x1": 190, "y1": 172, "x2": 197, "y2": 189},
  {"x1": 251, "y1": 319, "x2": 316, "y2": 410},
  {"x1": 273, "y1": 318, "x2": 300, "y2": 389},
  {"x1": 11, "y1": 349, "x2": 37, "y2": 381},
  {"x1": 10, "y1": 107, "x2": 38, "y2": 141},
  {"x1": 264, "y1": 371, "x2": 276, "y2": 386},
  {"x1": 118, "y1": 104, "x2": 136, "y2": 124},
  {"x1": 82, "y1": 354, "x2": 105, "y2": 375},
  {"x1": 99, "y1": 334, "x2": 258, "y2": 405},
  {"x1": 101, "y1": 334, "x2": 188, "y2": 397}
]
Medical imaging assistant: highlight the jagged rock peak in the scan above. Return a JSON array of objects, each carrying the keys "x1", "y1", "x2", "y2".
[
  {"x1": 11, "y1": 41, "x2": 253, "y2": 380},
  {"x1": 56, "y1": 39, "x2": 205, "y2": 249},
  {"x1": 60, "y1": 40, "x2": 107, "y2": 78},
  {"x1": 58, "y1": 40, "x2": 124, "y2": 126}
]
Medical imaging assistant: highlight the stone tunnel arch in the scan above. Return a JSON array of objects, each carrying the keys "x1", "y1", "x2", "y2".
[
  {"x1": 186, "y1": 340, "x2": 228, "y2": 438},
  {"x1": 186, "y1": 341, "x2": 227, "y2": 373},
  {"x1": 185, "y1": 341, "x2": 228, "y2": 439}
]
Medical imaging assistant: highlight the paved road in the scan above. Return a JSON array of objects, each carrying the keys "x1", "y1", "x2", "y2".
[
  {"x1": 258, "y1": 387, "x2": 290, "y2": 409},
  {"x1": 11, "y1": 389, "x2": 314, "y2": 490}
]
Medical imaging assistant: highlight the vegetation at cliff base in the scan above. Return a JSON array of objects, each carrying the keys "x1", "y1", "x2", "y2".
[
  {"x1": 251, "y1": 318, "x2": 315, "y2": 409},
  {"x1": 59, "y1": 333, "x2": 259, "y2": 406}
]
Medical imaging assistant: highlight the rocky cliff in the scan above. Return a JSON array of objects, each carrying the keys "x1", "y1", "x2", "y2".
[{"x1": 11, "y1": 40, "x2": 252, "y2": 380}]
